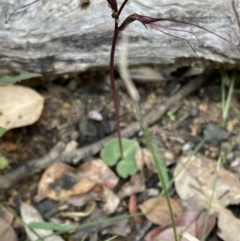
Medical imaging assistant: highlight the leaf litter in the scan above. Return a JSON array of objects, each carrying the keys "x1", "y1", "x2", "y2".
[{"x1": 2, "y1": 69, "x2": 240, "y2": 241}]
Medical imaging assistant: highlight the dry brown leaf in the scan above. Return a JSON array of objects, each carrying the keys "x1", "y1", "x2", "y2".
[
  {"x1": 0, "y1": 206, "x2": 18, "y2": 241},
  {"x1": 38, "y1": 162, "x2": 76, "y2": 200},
  {"x1": 77, "y1": 159, "x2": 119, "y2": 190},
  {"x1": 129, "y1": 195, "x2": 143, "y2": 229},
  {"x1": 0, "y1": 85, "x2": 44, "y2": 130},
  {"x1": 118, "y1": 174, "x2": 145, "y2": 199},
  {"x1": 100, "y1": 186, "x2": 120, "y2": 214},
  {"x1": 144, "y1": 210, "x2": 216, "y2": 241},
  {"x1": 38, "y1": 160, "x2": 119, "y2": 201},
  {"x1": 174, "y1": 154, "x2": 240, "y2": 207},
  {"x1": 199, "y1": 197, "x2": 240, "y2": 241},
  {"x1": 135, "y1": 148, "x2": 156, "y2": 173},
  {"x1": 139, "y1": 197, "x2": 182, "y2": 226}
]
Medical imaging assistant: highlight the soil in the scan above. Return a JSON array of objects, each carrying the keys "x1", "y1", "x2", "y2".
[{"x1": 1, "y1": 67, "x2": 240, "y2": 241}]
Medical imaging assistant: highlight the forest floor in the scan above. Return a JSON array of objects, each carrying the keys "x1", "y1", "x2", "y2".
[{"x1": 0, "y1": 67, "x2": 240, "y2": 241}]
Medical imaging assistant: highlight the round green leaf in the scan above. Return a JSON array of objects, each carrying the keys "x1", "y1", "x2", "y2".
[
  {"x1": 100, "y1": 139, "x2": 122, "y2": 166},
  {"x1": 100, "y1": 138, "x2": 139, "y2": 167},
  {"x1": 0, "y1": 156, "x2": 9, "y2": 170},
  {"x1": 116, "y1": 158, "x2": 138, "y2": 178},
  {"x1": 0, "y1": 127, "x2": 6, "y2": 137}
]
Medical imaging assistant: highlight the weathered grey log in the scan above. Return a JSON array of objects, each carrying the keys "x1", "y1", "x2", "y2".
[{"x1": 1, "y1": 0, "x2": 240, "y2": 76}]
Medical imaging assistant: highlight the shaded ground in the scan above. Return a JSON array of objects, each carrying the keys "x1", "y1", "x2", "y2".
[{"x1": 1, "y1": 67, "x2": 240, "y2": 241}]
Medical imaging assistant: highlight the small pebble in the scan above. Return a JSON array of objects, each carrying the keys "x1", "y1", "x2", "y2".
[
  {"x1": 88, "y1": 110, "x2": 103, "y2": 121},
  {"x1": 190, "y1": 108, "x2": 199, "y2": 117},
  {"x1": 163, "y1": 151, "x2": 175, "y2": 165},
  {"x1": 182, "y1": 142, "x2": 192, "y2": 152},
  {"x1": 67, "y1": 79, "x2": 77, "y2": 91},
  {"x1": 227, "y1": 152, "x2": 234, "y2": 161},
  {"x1": 147, "y1": 188, "x2": 159, "y2": 197},
  {"x1": 71, "y1": 131, "x2": 79, "y2": 140}
]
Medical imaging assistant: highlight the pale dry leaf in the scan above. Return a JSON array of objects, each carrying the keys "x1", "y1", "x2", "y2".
[
  {"x1": 101, "y1": 186, "x2": 120, "y2": 214},
  {"x1": 0, "y1": 206, "x2": 18, "y2": 241},
  {"x1": 38, "y1": 162, "x2": 76, "y2": 200},
  {"x1": 38, "y1": 160, "x2": 119, "y2": 201},
  {"x1": 174, "y1": 154, "x2": 240, "y2": 207},
  {"x1": 118, "y1": 174, "x2": 145, "y2": 199},
  {"x1": 77, "y1": 159, "x2": 119, "y2": 190},
  {"x1": 0, "y1": 85, "x2": 44, "y2": 130},
  {"x1": 181, "y1": 232, "x2": 200, "y2": 241},
  {"x1": 144, "y1": 210, "x2": 216, "y2": 241},
  {"x1": 139, "y1": 197, "x2": 182, "y2": 226},
  {"x1": 20, "y1": 202, "x2": 64, "y2": 241},
  {"x1": 135, "y1": 147, "x2": 156, "y2": 173},
  {"x1": 201, "y1": 198, "x2": 240, "y2": 241}
]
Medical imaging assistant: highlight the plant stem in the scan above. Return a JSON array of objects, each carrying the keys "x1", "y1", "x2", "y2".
[
  {"x1": 117, "y1": 0, "x2": 129, "y2": 18},
  {"x1": 134, "y1": 103, "x2": 178, "y2": 241},
  {"x1": 110, "y1": 22, "x2": 123, "y2": 158}
]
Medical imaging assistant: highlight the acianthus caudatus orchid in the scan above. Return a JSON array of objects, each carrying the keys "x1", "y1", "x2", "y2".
[{"x1": 5, "y1": 0, "x2": 240, "y2": 158}]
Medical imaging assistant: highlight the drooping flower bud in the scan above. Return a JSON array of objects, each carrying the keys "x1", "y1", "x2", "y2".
[
  {"x1": 107, "y1": 0, "x2": 118, "y2": 18},
  {"x1": 118, "y1": 14, "x2": 137, "y2": 31}
]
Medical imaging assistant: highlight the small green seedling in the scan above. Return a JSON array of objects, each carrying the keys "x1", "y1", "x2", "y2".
[
  {"x1": 100, "y1": 138, "x2": 139, "y2": 178},
  {"x1": 167, "y1": 111, "x2": 176, "y2": 121},
  {"x1": 0, "y1": 72, "x2": 41, "y2": 86},
  {"x1": 0, "y1": 127, "x2": 6, "y2": 137},
  {"x1": 0, "y1": 156, "x2": 9, "y2": 170}
]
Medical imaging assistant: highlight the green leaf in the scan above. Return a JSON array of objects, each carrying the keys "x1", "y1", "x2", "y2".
[
  {"x1": 116, "y1": 158, "x2": 138, "y2": 178},
  {"x1": 167, "y1": 111, "x2": 176, "y2": 121},
  {"x1": 154, "y1": 146, "x2": 170, "y2": 188},
  {"x1": 0, "y1": 156, "x2": 9, "y2": 170},
  {"x1": 0, "y1": 127, "x2": 6, "y2": 137},
  {"x1": 101, "y1": 138, "x2": 139, "y2": 178},
  {"x1": 0, "y1": 72, "x2": 41, "y2": 86},
  {"x1": 100, "y1": 139, "x2": 122, "y2": 166},
  {"x1": 29, "y1": 222, "x2": 75, "y2": 232}
]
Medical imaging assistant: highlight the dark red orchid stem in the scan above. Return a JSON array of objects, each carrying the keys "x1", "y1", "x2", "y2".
[
  {"x1": 117, "y1": 0, "x2": 129, "y2": 18},
  {"x1": 109, "y1": 21, "x2": 123, "y2": 158},
  {"x1": 108, "y1": 0, "x2": 130, "y2": 159}
]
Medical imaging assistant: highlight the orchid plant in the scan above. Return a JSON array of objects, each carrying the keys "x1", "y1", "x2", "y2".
[
  {"x1": 5, "y1": 2, "x2": 240, "y2": 240},
  {"x1": 5, "y1": 0, "x2": 240, "y2": 158}
]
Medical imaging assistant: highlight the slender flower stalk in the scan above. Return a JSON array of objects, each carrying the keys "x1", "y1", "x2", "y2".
[{"x1": 5, "y1": 0, "x2": 41, "y2": 24}]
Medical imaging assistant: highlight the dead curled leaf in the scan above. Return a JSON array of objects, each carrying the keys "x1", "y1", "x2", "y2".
[
  {"x1": 38, "y1": 160, "x2": 119, "y2": 201},
  {"x1": 135, "y1": 148, "x2": 156, "y2": 173},
  {"x1": 129, "y1": 195, "x2": 143, "y2": 230},
  {"x1": 144, "y1": 210, "x2": 216, "y2": 241},
  {"x1": 199, "y1": 194, "x2": 240, "y2": 241},
  {"x1": 20, "y1": 202, "x2": 64, "y2": 241},
  {"x1": 174, "y1": 154, "x2": 240, "y2": 207},
  {"x1": 0, "y1": 85, "x2": 44, "y2": 130},
  {"x1": 118, "y1": 174, "x2": 145, "y2": 199},
  {"x1": 139, "y1": 197, "x2": 182, "y2": 226}
]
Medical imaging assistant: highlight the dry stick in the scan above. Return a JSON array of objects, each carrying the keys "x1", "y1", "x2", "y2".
[{"x1": 0, "y1": 75, "x2": 207, "y2": 190}]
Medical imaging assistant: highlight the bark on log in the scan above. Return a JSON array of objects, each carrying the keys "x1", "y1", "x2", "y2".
[{"x1": 1, "y1": 0, "x2": 240, "y2": 76}]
